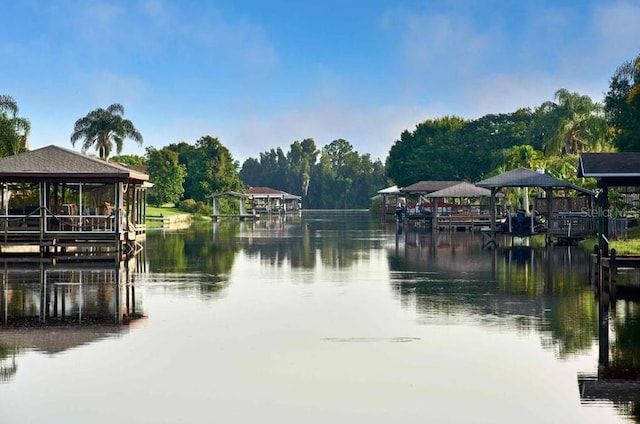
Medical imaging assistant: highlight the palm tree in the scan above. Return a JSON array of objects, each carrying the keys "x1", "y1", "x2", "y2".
[
  {"x1": 70, "y1": 103, "x2": 143, "y2": 161},
  {"x1": 0, "y1": 94, "x2": 31, "y2": 157},
  {"x1": 534, "y1": 89, "x2": 610, "y2": 156}
]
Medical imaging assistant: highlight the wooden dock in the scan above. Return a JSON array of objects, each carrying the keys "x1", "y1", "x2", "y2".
[{"x1": 592, "y1": 248, "x2": 640, "y2": 300}]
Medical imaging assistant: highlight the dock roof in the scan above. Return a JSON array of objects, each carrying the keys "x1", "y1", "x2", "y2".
[
  {"x1": 425, "y1": 182, "x2": 492, "y2": 198},
  {"x1": 0, "y1": 145, "x2": 149, "y2": 182},
  {"x1": 578, "y1": 153, "x2": 640, "y2": 179},
  {"x1": 400, "y1": 181, "x2": 459, "y2": 194},
  {"x1": 476, "y1": 167, "x2": 593, "y2": 195}
]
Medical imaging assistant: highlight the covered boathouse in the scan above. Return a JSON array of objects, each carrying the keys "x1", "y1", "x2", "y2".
[{"x1": 0, "y1": 145, "x2": 149, "y2": 259}]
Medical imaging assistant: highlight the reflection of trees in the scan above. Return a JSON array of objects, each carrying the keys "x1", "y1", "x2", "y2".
[
  {"x1": 240, "y1": 211, "x2": 383, "y2": 269},
  {"x1": 388, "y1": 232, "x2": 598, "y2": 357},
  {"x1": 146, "y1": 223, "x2": 238, "y2": 294},
  {"x1": 0, "y1": 345, "x2": 18, "y2": 383},
  {"x1": 611, "y1": 302, "x2": 640, "y2": 369}
]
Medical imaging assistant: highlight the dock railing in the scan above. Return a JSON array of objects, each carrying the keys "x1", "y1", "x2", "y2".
[{"x1": 547, "y1": 213, "x2": 628, "y2": 239}]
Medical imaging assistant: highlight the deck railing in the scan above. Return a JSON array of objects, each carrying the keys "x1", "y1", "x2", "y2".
[
  {"x1": 547, "y1": 215, "x2": 628, "y2": 239},
  {"x1": 0, "y1": 209, "x2": 116, "y2": 235}
]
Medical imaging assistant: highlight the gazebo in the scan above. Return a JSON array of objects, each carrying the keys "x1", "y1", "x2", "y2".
[
  {"x1": 0, "y1": 145, "x2": 149, "y2": 257},
  {"x1": 425, "y1": 182, "x2": 494, "y2": 230},
  {"x1": 476, "y1": 167, "x2": 594, "y2": 241}
]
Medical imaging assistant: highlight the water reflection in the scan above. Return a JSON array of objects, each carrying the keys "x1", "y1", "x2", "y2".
[
  {"x1": 387, "y1": 228, "x2": 598, "y2": 358},
  {"x1": 0, "y1": 260, "x2": 144, "y2": 382},
  {"x1": 217, "y1": 210, "x2": 386, "y2": 270},
  {"x1": 3, "y1": 211, "x2": 639, "y2": 423},
  {"x1": 579, "y1": 290, "x2": 640, "y2": 421}
]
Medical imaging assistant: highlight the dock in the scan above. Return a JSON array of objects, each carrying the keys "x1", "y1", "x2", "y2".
[{"x1": 592, "y1": 247, "x2": 640, "y2": 301}]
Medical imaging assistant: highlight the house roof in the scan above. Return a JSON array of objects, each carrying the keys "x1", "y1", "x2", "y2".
[
  {"x1": 400, "y1": 181, "x2": 459, "y2": 194},
  {"x1": 578, "y1": 153, "x2": 640, "y2": 178},
  {"x1": 246, "y1": 186, "x2": 301, "y2": 200},
  {"x1": 0, "y1": 145, "x2": 149, "y2": 182},
  {"x1": 425, "y1": 182, "x2": 492, "y2": 198},
  {"x1": 476, "y1": 167, "x2": 593, "y2": 195},
  {"x1": 210, "y1": 191, "x2": 248, "y2": 199}
]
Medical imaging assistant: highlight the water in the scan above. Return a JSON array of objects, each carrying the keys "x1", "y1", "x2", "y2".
[{"x1": 0, "y1": 210, "x2": 637, "y2": 423}]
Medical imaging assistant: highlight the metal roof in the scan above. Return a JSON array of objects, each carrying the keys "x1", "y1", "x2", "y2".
[
  {"x1": 209, "y1": 191, "x2": 248, "y2": 199},
  {"x1": 476, "y1": 167, "x2": 593, "y2": 195},
  {"x1": 0, "y1": 145, "x2": 149, "y2": 182},
  {"x1": 246, "y1": 186, "x2": 301, "y2": 200},
  {"x1": 400, "y1": 181, "x2": 459, "y2": 194},
  {"x1": 425, "y1": 182, "x2": 492, "y2": 198},
  {"x1": 377, "y1": 185, "x2": 400, "y2": 194},
  {"x1": 578, "y1": 153, "x2": 640, "y2": 178}
]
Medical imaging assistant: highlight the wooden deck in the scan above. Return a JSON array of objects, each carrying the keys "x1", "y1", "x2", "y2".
[
  {"x1": 433, "y1": 215, "x2": 497, "y2": 231},
  {"x1": 0, "y1": 211, "x2": 139, "y2": 260}
]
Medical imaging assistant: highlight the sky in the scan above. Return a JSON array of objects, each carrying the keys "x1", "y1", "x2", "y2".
[{"x1": 2, "y1": 0, "x2": 640, "y2": 164}]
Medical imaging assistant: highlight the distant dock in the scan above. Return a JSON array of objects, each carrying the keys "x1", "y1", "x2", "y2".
[{"x1": 146, "y1": 214, "x2": 192, "y2": 228}]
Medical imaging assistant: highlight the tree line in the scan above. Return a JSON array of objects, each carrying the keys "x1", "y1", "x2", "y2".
[{"x1": 1, "y1": 52, "x2": 639, "y2": 210}]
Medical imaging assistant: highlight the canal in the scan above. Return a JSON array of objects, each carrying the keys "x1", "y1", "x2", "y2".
[{"x1": 1, "y1": 210, "x2": 638, "y2": 423}]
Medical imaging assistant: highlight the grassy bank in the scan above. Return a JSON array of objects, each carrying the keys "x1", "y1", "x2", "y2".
[
  {"x1": 580, "y1": 226, "x2": 640, "y2": 254},
  {"x1": 146, "y1": 205, "x2": 211, "y2": 227}
]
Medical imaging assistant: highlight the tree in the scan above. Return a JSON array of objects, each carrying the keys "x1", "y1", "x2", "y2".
[
  {"x1": 533, "y1": 89, "x2": 610, "y2": 156},
  {"x1": 146, "y1": 147, "x2": 186, "y2": 205},
  {"x1": 605, "y1": 53, "x2": 640, "y2": 151},
  {"x1": 70, "y1": 103, "x2": 143, "y2": 160},
  {"x1": 173, "y1": 136, "x2": 243, "y2": 202},
  {"x1": 110, "y1": 154, "x2": 147, "y2": 166},
  {"x1": 287, "y1": 138, "x2": 318, "y2": 200},
  {"x1": 0, "y1": 95, "x2": 30, "y2": 157}
]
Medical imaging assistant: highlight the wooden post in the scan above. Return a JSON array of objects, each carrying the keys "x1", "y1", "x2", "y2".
[
  {"x1": 598, "y1": 180, "x2": 610, "y2": 254},
  {"x1": 609, "y1": 248, "x2": 617, "y2": 301}
]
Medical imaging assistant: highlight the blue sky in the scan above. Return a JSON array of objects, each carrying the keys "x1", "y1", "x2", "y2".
[{"x1": 2, "y1": 0, "x2": 640, "y2": 163}]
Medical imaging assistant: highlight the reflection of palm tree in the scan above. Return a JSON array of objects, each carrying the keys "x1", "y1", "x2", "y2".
[
  {"x1": 0, "y1": 345, "x2": 18, "y2": 383},
  {"x1": 70, "y1": 103, "x2": 143, "y2": 161}
]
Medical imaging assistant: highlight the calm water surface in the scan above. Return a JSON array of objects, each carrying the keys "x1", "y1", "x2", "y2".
[{"x1": 1, "y1": 210, "x2": 639, "y2": 423}]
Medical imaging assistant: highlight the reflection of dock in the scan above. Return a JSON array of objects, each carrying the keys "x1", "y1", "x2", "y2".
[
  {"x1": 0, "y1": 261, "x2": 143, "y2": 328},
  {"x1": 211, "y1": 213, "x2": 259, "y2": 222},
  {"x1": 579, "y1": 275, "x2": 640, "y2": 407}
]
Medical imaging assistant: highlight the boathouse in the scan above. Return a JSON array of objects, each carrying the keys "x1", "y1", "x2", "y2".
[
  {"x1": 0, "y1": 145, "x2": 149, "y2": 257},
  {"x1": 476, "y1": 167, "x2": 594, "y2": 243},
  {"x1": 246, "y1": 187, "x2": 302, "y2": 214},
  {"x1": 578, "y1": 152, "x2": 640, "y2": 252}
]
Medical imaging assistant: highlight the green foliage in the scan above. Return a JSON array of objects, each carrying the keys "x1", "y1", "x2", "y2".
[
  {"x1": 0, "y1": 95, "x2": 30, "y2": 158},
  {"x1": 179, "y1": 198, "x2": 198, "y2": 212},
  {"x1": 239, "y1": 138, "x2": 319, "y2": 203},
  {"x1": 147, "y1": 146, "x2": 186, "y2": 205},
  {"x1": 240, "y1": 138, "x2": 385, "y2": 209},
  {"x1": 169, "y1": 136, "x2": 244, "y2": 202},
  {"x1": 111, "y1": 154, "x2": 147, "y2": 166},
  {"x1": 70, "y1": 103, "x2": 143, "y2": 160},
  {"x1": 531, "y1": 89, "x2": 610, "y2": 156},
  {"x1": 386, "y1": 112, "x2": 534, "y2": 186},
  {"x1": 605, "y1": 53, "x2": 640, "y2": 151},
  {"x1": 178, "y1": 198, "x2": 212, "y2": 215}
]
